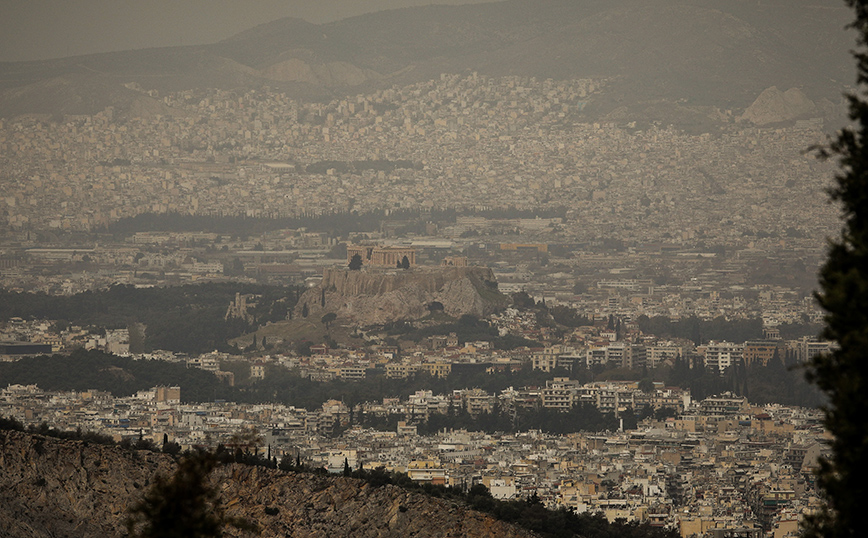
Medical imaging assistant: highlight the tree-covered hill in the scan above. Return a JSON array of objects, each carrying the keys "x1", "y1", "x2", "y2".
[
  {"x1": 0, "y1": 349, "x2": 225, "y2": 402},
  {"x1": 0, "y1": 282, "x2": 300, "y2": 354}
]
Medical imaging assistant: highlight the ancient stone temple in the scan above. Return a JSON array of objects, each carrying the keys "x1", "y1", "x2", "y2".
[{"x1": 346, "y1": 244, "x2": 416, "y2": 267}]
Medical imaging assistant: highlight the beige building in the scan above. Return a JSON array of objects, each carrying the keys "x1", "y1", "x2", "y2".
[
  {"x1": 419, "y1": 362, "x2": 452, "y2": 378},
  {"x1": 154, "y1": 386, "x2": 181, "y2": 404},
  {"x1": 385, "y1": 362, "x2": 420, "y2": 379}
]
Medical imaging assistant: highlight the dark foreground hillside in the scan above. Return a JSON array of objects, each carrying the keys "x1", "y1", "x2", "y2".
[{"x1": 0, "y1": 430, "x2": 533, "y2": 538}]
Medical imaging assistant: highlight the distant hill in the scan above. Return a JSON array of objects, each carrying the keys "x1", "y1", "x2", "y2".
[{"x1": 0, "y1": 0, "x2": 854, "y2": 120}]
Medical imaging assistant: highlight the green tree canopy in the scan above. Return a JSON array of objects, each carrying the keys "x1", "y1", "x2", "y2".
[{"x1": 805, "y1": 1, "x2": 868, "y2": 536}]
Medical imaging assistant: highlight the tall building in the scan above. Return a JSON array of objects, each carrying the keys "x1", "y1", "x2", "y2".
[{"x1": 698, "y1": 341, "x2": 744, "y2": 374}]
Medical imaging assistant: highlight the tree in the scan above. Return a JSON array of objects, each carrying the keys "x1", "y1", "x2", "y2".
[
  {"x1": 226, "y1": 257, "x2": 244, "y2": 276},
  {"x1": 401, "y1": 255, "x2": 410, "y2": 269},
  {"x1": 226, "y1": 427, "x2": 263, "y2": 454},
  {"x1": 295, "y1": 340, "x2": 313, "y2": 356},
  {"x1": 804, "y1": 3, "x2": 868, "y2": 537},
  {"x1": 511, "y1": 291, "x2": 536, "y2": 309},
  {"x1": 348, "y1": 253, "x2": 363, "y2": 270},
  {"x1": 321, "y1": 312, "x2": 337, "y2": 333},
  {"x1": 126, "y1": 452, "x2": 257, "y2": 538},
  {"x1": 550, "y1": 305, "x2": 592, "y2": 328},
  {"x1": 638, "y1": 378, "x2": 655, "y2": 393},
  {"x1": 328, "y1": 415, "x2": 345, "y2": 438}
]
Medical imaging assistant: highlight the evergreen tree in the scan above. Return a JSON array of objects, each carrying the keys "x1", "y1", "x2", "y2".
[
  {"x1": 805, "y1": 2, "x2": 868, "y2": 536},
  {"x1": 638, "y1": 378, "x2": 655, "y2": 393},
  {"x1": 348, "y1": 253, "x2": 363, "y2": 270},
  {"x1": 126, "y1": 452, "x2": 256, "y2": 538},
  {"x1": 667, "y1": 354, "x2": 690, "y2": 387},
  {"x1": 321, "y1": 312, "x2": 337, "y2": 334}
]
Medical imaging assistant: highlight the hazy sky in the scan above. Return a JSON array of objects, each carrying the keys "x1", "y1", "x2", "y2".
[{"x1": 0, "y1": 0, "x2": 497, "y2": 62}]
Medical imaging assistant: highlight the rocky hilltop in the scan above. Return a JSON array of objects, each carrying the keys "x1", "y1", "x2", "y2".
[
  {"x1": 295, "y1": 266, "x2": 507, "y2": 325},
  {"x1": 0, "y1": 430, "x2": 533, "y2": 538},
  {"x1": 738, "y1": 86, "x2": 819, "y2": 126}
]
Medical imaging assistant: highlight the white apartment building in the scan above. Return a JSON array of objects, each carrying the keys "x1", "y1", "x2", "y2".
[{"x1": 698, "y1": 341, "x2": 744, "y2": 374}]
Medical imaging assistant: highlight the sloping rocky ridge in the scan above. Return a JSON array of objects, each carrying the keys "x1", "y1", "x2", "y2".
[
  {"x1": 0, "y1": 430, "x2": 533, "y2": 538},
  {"x1": 296, "y1": 266, "x2": 507, "y2": 325},
  {"x1": 738, "y1": 86, "x2": 819, "y2": 125}
]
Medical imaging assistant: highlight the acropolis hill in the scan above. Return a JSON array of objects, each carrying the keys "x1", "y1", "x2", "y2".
[{"x1": 295, "y1": 265, "x2": 507, "y2": 325}]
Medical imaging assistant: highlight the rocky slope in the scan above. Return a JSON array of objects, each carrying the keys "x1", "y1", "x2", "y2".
[
  {"x1": 295, "y1": 266, "x2": 507, "y2": 325},
  {"x1": 0, "y1": 430, "x2": 173, "y2": 537},
  {"x1": 0, "y1": 430, "x2": 534, "y2": 538},
  {"x1": 738, "y1": 86, "x2": 819, "y2": 125}
]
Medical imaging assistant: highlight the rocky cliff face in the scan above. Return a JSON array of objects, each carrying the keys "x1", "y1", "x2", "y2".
[
  {"x1": 0, "y1": 430, "x2": 173, "y2": 537},
  {"x1": 0, "y1": 430, "x2": 533, "y2": 538},
  {"x1": 295, "y1": 266, "x2": 507, "y2": 325}
]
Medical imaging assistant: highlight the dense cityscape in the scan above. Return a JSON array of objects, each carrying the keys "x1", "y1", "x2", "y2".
[
  {"x1": 0, "y1": 74, "x2": 840, "y2": 538},
  {"x1": 1, "y1": 1, "x2": 864, "y2": 537}
]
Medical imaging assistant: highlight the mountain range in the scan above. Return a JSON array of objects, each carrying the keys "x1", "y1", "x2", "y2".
[{"x1": 0, "y1": 0, "x2": 856, "y2": 121}]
